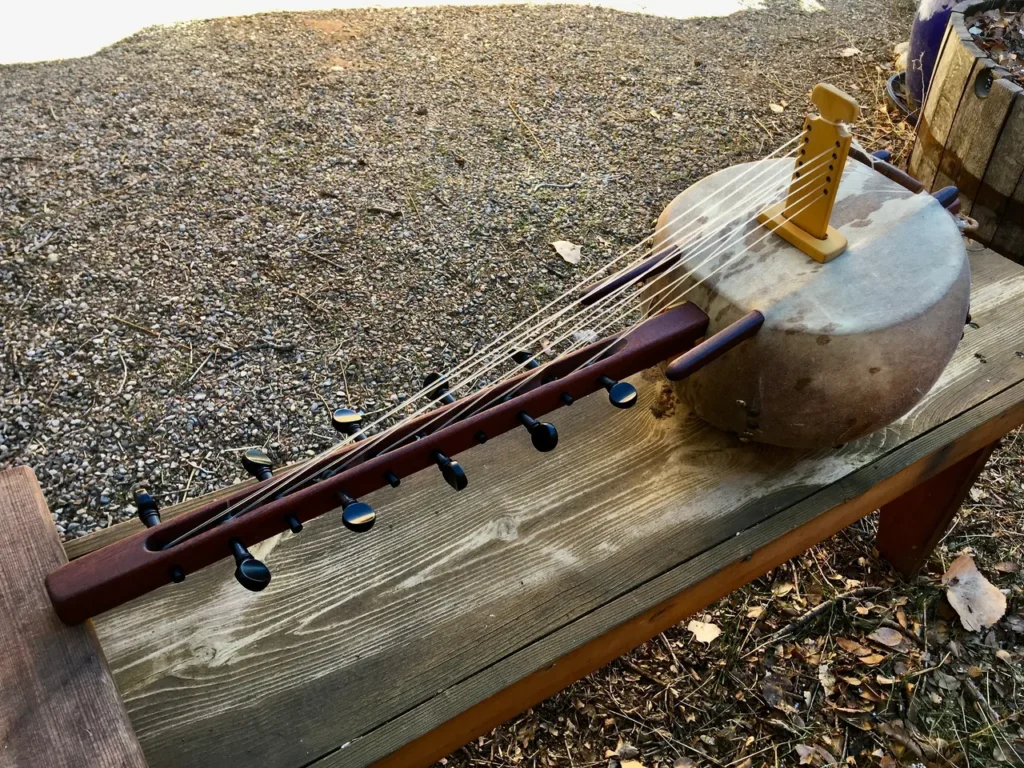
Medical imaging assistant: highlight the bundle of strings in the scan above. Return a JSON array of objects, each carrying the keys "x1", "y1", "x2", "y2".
[{"x1": 163, "y1": 129, "x2": 847, "y2": 548}]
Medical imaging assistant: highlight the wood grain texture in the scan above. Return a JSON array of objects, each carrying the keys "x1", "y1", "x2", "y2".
[
  {"x1": 910, "y1": 25, "x2": 974, "y2": 190},
  {"x1": 0, "y1": 466, "x2": 147, "y2": 768},
  {"x1": 935, "y1": 60, "x2": 1016, "y2": 206},
  {"x1": 366, "y1": 393, "x2": 1024, "y2": 768},
  {"x1": 48, "y1": 306, "x2": 709, "y2": 626},
  {"x1": 972, "y1": 81, "x2": 1024, "y2": 241},
  {"x1": 908, "y1": 1, "x2": 1024, "y2": 262},
  {"x1": 88, "y1": 249, "x2": 1024, "y2": 768},
  {"x1": 877, "y1": 442, "x2": 997, "y2": 577},
  {"x1": 992, "y1": 155, "x2": 1024, "y2": 260}
]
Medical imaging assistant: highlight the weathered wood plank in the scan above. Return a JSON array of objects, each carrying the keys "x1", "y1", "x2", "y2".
[
  {"x1": 972, "y1": 81, "x2": 1024, "y2": 241},
  {"x1": 90, "y1": 250, "x2": 1024, "y2": 768},
  {"x1": 0, "y1": 466, "x2": 147, "y2": 768},
  {"x1": 910, "y1": 25, "x2": 975, "y2": 190},
  {"x1": 992, "y1": 160, "x2": 1024, "y2": 261},
  {"x1": 942, "y1": 63, "x2": 1015, "y2": 210},
  {"x1": 877, "y1": 441, "x2": 997, "y2": 577},
  {"x1": 935, "y1": 61, "x2": 1016, "y2": 209},
  {"x1": 361, "y1": 385, "x2": 1024, "y2": 768}
]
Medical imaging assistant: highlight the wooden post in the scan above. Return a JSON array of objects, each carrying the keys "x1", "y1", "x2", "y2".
[
  {"x1": 0, "y1": 466, "x2": 147, "y2": 768},
  {"x1": 876, "y1": 442, "x2": 997, "y2": 577}
]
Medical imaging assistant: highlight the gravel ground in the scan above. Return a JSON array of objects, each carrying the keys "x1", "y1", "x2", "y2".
[
  {"x1": 0, "y1": 0, "x2": 911, "y2": 537},
  {"x1": 8, "y1": 4, "x2": 1024, "y2": 768}
]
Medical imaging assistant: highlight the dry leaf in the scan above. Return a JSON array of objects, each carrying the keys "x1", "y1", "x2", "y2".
[
  {"x1": 747, "y1": 606, "x2": 766, "y2": 619},
  {"x1": 621, "y1": 761, "x2": 646, "y2": 768},
  {"x1": 860, "y1": 653, "x2": 887, "y2": 666},
  {"x1": 613, "y1": 742, "x2": 640, "y2": 759},
  {"x1": 796, "y1": 744, "x2": 816, "y2": 765},
  {"x1": 840, "y1": 675, "x2": 862, "y2": 685},
  {"x1": 687, "y1": 619, "x2": 721, "y2": 644},
  {"x1": 869, "y1": 627, "x2": 904, "y2": 647},
  {"x1": 769, "y1": 103, "x2": 785, "y2": 113},
  {"x1": 838, "y1": 637, "x2": 870, "y2": 656},
  {"x1": 772, "y1": 582, "x2": 795, "y2": 597},
  {"x1": 818, "y1": 664, "x2": 836, "y2": 697},
  {"x1": 673, "y1": 759, "x2": 697, "y2": 768},
  {"x1": 840, "y1": 46, "x2": 862, "y2": 57},
  {"x1": 996, "y1": 648, "x2": 1013, "y2": 664},
  {"x1": 550, "y1": 240, "x2": 582, "y2": 265},
  {"x1": 876, "y1": 674, "x2": 898, "y2": 685},
  {"x1": 994, "y1": 561, "x2": 1019, "y2": 573},
  {"x1": 942, "y1": 553, "x2": 1007, "y2": 631}
]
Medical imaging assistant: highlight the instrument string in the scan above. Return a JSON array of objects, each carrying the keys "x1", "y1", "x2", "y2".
[
  {"x1": 243, "y1": 154, "x2": 808, "y2": 486},
  {"x1": 430, "y1": 154, "x2": 841, "y2": 430},
  {"x1": 306, "y1": 147, "x2": 836, "y2": 477},
  {"x1": 162, "y1": 142, "x2": 816, "y2": 546}
]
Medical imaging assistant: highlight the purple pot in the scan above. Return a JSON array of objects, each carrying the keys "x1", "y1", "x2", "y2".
[{"x1": 908, "y1": 0, "x2": 958, "y2": 109}]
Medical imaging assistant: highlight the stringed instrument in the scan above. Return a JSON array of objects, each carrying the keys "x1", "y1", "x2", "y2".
[{"x1": 45, "y1": 83, "x2": 971, "y2": 626}]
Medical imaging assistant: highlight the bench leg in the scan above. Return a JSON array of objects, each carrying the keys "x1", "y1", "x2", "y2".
[{"x1": 876, "y1": 441, "x2": 997, "y2": 577}]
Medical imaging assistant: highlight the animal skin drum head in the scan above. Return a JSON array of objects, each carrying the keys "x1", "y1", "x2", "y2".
[{"x1": 646, "y1": 158, "x2": 971, "y2": 449}]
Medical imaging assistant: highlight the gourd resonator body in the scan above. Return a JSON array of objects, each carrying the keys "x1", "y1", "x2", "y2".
[{"x1": 647, "y1": 158, "x2": 971, "y2": 449}]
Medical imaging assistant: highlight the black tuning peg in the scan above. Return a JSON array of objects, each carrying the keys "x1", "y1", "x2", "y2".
[
  {"x1": 332, "y1": 408, "x2": 366, "y2": 441},
  {"x1": 337, "y1": 491, "x2": 376, "y2": 533},
  {"x1": 517, "y1": 412, "x2": 558, "y2": 452},
  {"x1": 543, "y1": 374, "x2": 574, "y2": 406},
  {"x1": 512, "y1": 350, "x2": 540, "y2": 369},
  {"x1": 433, "y1": 450, "x2": 468, "y2": 491},
  {"x1": 135, "y1": 489, "x2": 161, "y2": 528},
  {"x1": 383, "y1": 470, "x2": 401, "y2": 488},
  {"x1": 597, "y1": 375, "x2": 638, "y2": 409},
  {"x1": 424, "y1": 372, "x2": 456, "y2": 406},
  {"x1": 231, "y1": 539, "x2": 271, "y2": 592},
  {"x1": 241, "y1": 448, "x2": 273, "y2": 482},
  {"x1": 241, "y1": 449, "x2": 302, "y2": 533}
]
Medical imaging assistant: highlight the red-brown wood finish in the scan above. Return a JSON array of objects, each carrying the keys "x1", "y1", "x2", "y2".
[
  {"x1": 47, "y1": 304, "x2": 713, "y2": 624},
  {"x1": 876, "y1": 441, "x2": 997, "y2": 576}
]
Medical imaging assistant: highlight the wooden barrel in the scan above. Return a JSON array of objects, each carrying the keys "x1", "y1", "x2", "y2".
[{"x1": 908, "y1": 0, "x2": 1024, "y2": 264}]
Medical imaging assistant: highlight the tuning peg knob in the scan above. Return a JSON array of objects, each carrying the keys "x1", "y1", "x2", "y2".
[
  {"x1": 597, "y1": 375, "x2": 638, "y2": 409},
  {"x1": 512, "y1": 350, "x2": 540, "y2": 369},
  {"x1": 240, "y1": 450, "x2": 302, "y2": 533},
  {"x1": 230, "y1": 540, "x2": 271, "y2": 592},
  {"x1": 337, "y1": 491, "x2": 376, "y2": 533},
  {"x1": 241, "y1": 448, "x2": 273, "y2": 481},
  {"x1": 332, "y1": 408, "x2": 366, "y2": 441},
  {"x1": 135, "y1": 489, "x2": 161, "y2": 528},
  {"x1": 424, "y1": 372, "x2": 456, "y2": 406},
  {"x1": 517, "y1": 412, "x2": 558, "y2": 452},
  {"x1": 433, "y1": 450, "x2": 468, "y2": 491}
]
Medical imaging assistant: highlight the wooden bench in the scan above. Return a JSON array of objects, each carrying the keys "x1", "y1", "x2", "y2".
[{"x1": 3, "y1": 246, "x2": 1023, "y2": 768}]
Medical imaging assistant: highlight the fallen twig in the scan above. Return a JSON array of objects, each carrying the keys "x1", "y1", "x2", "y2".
[
  {"x1": 508, "y1": 102, "x2": 545, "y2": 153},
  {"x1": 186, "y1": 351, "x2": 214, "y2": 384},
  {"x1": 531, "y1": 179, "x2": 581, "y2": 192},
  {"x1": 283, "y1": 289, "x2": 330, "y2": 316},
  {"x1": 365, "y1": 205, "x2": 402, "y2": 217},
  {"x1": 964, "y1": 677, "x2": 1001, "y2": 724},
  {"x1": 746, "y1": 585, "x2": 885, "y2": 655},
  {"x1": 116, "y1": 351, "x2": 128, "y2": 396}
]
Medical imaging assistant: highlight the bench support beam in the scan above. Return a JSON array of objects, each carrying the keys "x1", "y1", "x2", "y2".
[{"x1": 877, "y1": 441, "x2": 998, "y2": 577}]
